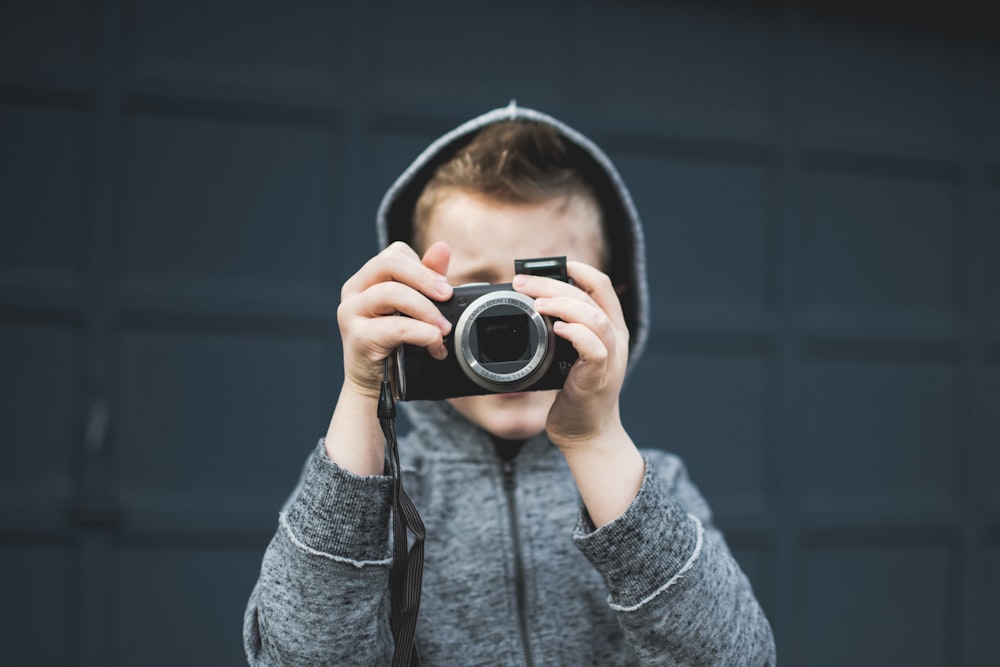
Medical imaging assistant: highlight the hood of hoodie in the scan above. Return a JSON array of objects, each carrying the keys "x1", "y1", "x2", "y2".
[{"x1": 376, "y1": 102, "x2": 649, "y2": 416}]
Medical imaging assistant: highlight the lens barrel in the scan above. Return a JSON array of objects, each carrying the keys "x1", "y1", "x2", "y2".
[{"x1": 453, "y1": 290, "x2": 554, "y2": 392}]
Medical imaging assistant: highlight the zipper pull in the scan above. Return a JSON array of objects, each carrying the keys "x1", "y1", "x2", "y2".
[{"x1": 501, "y1": 460, "x2": 515, "y2": 489}]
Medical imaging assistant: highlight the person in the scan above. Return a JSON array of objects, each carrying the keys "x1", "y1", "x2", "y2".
[{"x1": 243, "y1": 102, "x2": 776, "y2": 666}]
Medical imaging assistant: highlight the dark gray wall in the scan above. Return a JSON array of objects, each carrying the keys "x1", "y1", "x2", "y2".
[{"x1": 1, "y1": 0, "x2": 998, "y2": 665}]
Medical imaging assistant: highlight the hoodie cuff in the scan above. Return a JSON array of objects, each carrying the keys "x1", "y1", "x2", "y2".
[
  {"x1": 282, "y1": 440, "x2": 393, "y2": 564},
  {"x1": 572, "y1": 459, "x2": 703, "y2": 611}
]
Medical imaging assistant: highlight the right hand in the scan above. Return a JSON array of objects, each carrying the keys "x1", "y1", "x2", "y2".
[{"x1": 337, "y1": 241, "x2": 454, "y2": 399}]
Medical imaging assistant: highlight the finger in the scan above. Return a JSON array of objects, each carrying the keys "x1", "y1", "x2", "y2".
[
  {"x1": 552, "y1": 320, "x2": 609, "y2": 368},
  {"x1": 564, "y1": 261, "x2": 627, "y2": 331},
  {"x1": 342, "y1": 241, "x2": 452, "y2": 302},
  {"x1": 512, "y1": 270, "x2": 582, "y2": 295},
  {"x1": 354, "y1": 316, "x2": 449, "y2": 361},
  {"x1": 345, "y1": 281, "x2": 452, "y2": 335},
  {"x1": 534, "y1": 296, "x2": 617, "y2": 348},
  {"x1": 514, "y1": 264, "x2": 627, "y2": 336}
]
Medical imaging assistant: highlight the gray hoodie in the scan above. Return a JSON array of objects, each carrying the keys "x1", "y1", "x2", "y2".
[{"x1": 243, "y1": 104, "x2": 776, "y2": 666}]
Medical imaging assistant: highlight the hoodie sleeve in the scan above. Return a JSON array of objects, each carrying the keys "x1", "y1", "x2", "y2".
[
  {"x1": 572, "y1": 453, "x2": 776, "y2": 666},
  {"x1": 243, "y1": 440, "x2": 395, "y2": 666}
]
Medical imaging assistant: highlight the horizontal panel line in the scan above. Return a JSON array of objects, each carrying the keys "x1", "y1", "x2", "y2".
[
  {"x1": 645, "y1": 330, "x2": 776, "y2": 357},
  {"x1": 801, "y1": 140, "x2": 965, "y2": 172},
  {"x1": 115, "y1": 292, "x2": 337, "y2": 337},
  {"x1": 797, "y1": 524, "x2": 965, "y2": 548},
  {"x1": 0, "y1": 283, "x2": 337, "y2": 328},
  {"x1": 0, "y1": 300, "x2": 87, "y2": 325},
  {"x1": 0, "y1": 528, "x2": 75, "y2": 546},
  {"x1": 4, "y1": 75, "x2": 978, "y2": 175},
  {"x1": 800, "y1": 336, "x2": 963, "y2": 363},
  {"x1": 3, "y1": 74, "x2": 997, "y2": 171},
  {"x1": 646, "y1": 330, "x2": 976, "y2": 358},
  {"x1": 599, "y1": 130, "x2": 780, "y2": 165},
  {"x1": 0, "y1": 73, "x2": 98, "y2": 102},
  {"x1": 124, "y1": 78, "x2": 349, "y2": 127},
  {"x1": 0, "y1": 308, "x2": 983, "y2": 354}
]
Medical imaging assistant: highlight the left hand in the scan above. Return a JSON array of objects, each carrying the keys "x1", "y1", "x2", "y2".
[{"x1": 513, "y1": 261, "x2": 630, "y2": 450}]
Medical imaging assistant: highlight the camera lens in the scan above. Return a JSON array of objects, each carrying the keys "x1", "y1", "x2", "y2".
[
  {"x1": 476, "y1": 314, "x2": 530, "y2": 363},
  {"x1": 454, "y1": 290, "x2": 554, "y2": 393}
]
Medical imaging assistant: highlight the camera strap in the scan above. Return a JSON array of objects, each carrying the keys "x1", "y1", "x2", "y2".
[{"x1": 379, "y1": 359, "x2": 424, "y2": 667}]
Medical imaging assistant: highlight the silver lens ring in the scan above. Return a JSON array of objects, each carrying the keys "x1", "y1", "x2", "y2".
[{"x1": 453, "y1": 290, "x2": 554, "y2": 393}]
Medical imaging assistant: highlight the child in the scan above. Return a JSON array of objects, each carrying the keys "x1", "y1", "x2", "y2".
[{"x1": 244, "y1": 103, "x2": 775, "y2": 666}]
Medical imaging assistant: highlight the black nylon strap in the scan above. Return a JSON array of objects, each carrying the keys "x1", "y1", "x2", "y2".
[{"x1": 379, "y1": 362, "x2": 424, "y2": 667}]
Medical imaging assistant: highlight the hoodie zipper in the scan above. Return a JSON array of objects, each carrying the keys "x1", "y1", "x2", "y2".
[{"x1": 501, "y1": 460, "x2": 535, "y2": 667}]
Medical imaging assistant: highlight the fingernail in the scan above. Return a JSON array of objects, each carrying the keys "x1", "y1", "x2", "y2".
[
  {"x1": 430, "y1": 344, "x2": 448, "y2": 360},
  {"x1": 513, "y1": 274, "x2": 529, "y2": 288},
  {"x1": 436, "y1": 280, "x2": 452, "y2": 298},
  {"x1": 437, "y1": 316, "x2": 452, "y2": 333}
]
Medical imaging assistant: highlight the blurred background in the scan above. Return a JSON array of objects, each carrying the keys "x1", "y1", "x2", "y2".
[{"x1": 1, "y1": 0, "x2": 997, "y2": 665}]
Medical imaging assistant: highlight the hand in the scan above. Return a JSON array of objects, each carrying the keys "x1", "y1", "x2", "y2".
[
  {"x1": 512, "y1": 261, "x2": 630, "y2": 450},
  {"x1": 514, "y1": 262, "x2": 643, "y2": 525},
  {"x1": 337, "y1": 241, "x2": 453, "y2": 400}
]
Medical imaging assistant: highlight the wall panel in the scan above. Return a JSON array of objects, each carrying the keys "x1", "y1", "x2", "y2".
[
  {"x1": 0, "y1": 101, "x2": 87, "y2": 287},
  {"x1": 802, "y1": 161, "x2": 961, "y2": 331},
  {"x1": 122, "y1": 0, "x2": 347, "y2": 91},
  {"x1": 984, "y1": 363, "x2": 1000, "y2": 513},
  {"x1": 798, "y1": 13, "x2": 962, "y2": 150},
  {"x1": 611, "y1": 150, "x2": 778, "y2": 329},
  {"x1": 986, "y1": 175, "x2": 1000, "y2": 334},
  {"x1": 583, "y1": 1, "x2": 780, "y2": 131},
  {"x1": 0, "y1": 321, "x2": 80, "y2": 531},
  {"x1": 0, "y1": 543, "x2": 73, "y2": 667},
  {"x1": 0, "y1": 0, "x2": 96, "y2": 75},
  {"x1": 369, "y1": 0, "x2": 570, "y2": 107},
  {"x1": 626, "y1": 349, "x2": 772, "y2": 517},
  {"x1": 115, "y1": 544, "x2": 263, "y2": 667},
  {"x1": 115, "y1": 326, "x2": 325, "y2": 534},
  {"x1": 796, "y1": 353, "x2": 959, "y2": 515},
  {"x1": 983, "y1": 541, "x2": 1000, "y2": 666},
  {"x1": 119, "y1": 110, "x2": 336, "y2": 299},
  {"x1": 796, "y1": 538, "x2": 955, "y2": 666}
]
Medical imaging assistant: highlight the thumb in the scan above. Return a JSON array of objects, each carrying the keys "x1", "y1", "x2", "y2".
[{"x1": 421, "y1": 241, "x2": 451, "y2": 278}]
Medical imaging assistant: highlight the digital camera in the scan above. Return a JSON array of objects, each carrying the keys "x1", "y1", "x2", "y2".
[{"x1": 391, "y1": 257, "x2": 578, "y2": 401}]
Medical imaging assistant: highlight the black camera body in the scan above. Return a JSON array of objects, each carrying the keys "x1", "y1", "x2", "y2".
[{"x1": 392, "y1": 257, "x2": 578, "y2": 401}]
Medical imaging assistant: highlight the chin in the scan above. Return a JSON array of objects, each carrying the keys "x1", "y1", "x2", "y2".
[{"x1": 447, "y1": 390, "x2": 557, "y2": 441}]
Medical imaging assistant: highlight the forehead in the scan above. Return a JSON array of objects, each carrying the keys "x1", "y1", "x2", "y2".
[{"x1": 423, "y1": 190, "x2": 604, "y2": 281}]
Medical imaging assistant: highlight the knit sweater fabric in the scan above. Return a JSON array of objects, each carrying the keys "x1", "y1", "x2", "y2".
[{"x1": 244, "y1": 402, "x2": 775, "y2": 665}]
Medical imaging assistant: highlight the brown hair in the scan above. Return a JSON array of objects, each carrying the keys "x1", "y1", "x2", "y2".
[{"x1": 413, "y1": 121, "x2": 607, "y2": 261}]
